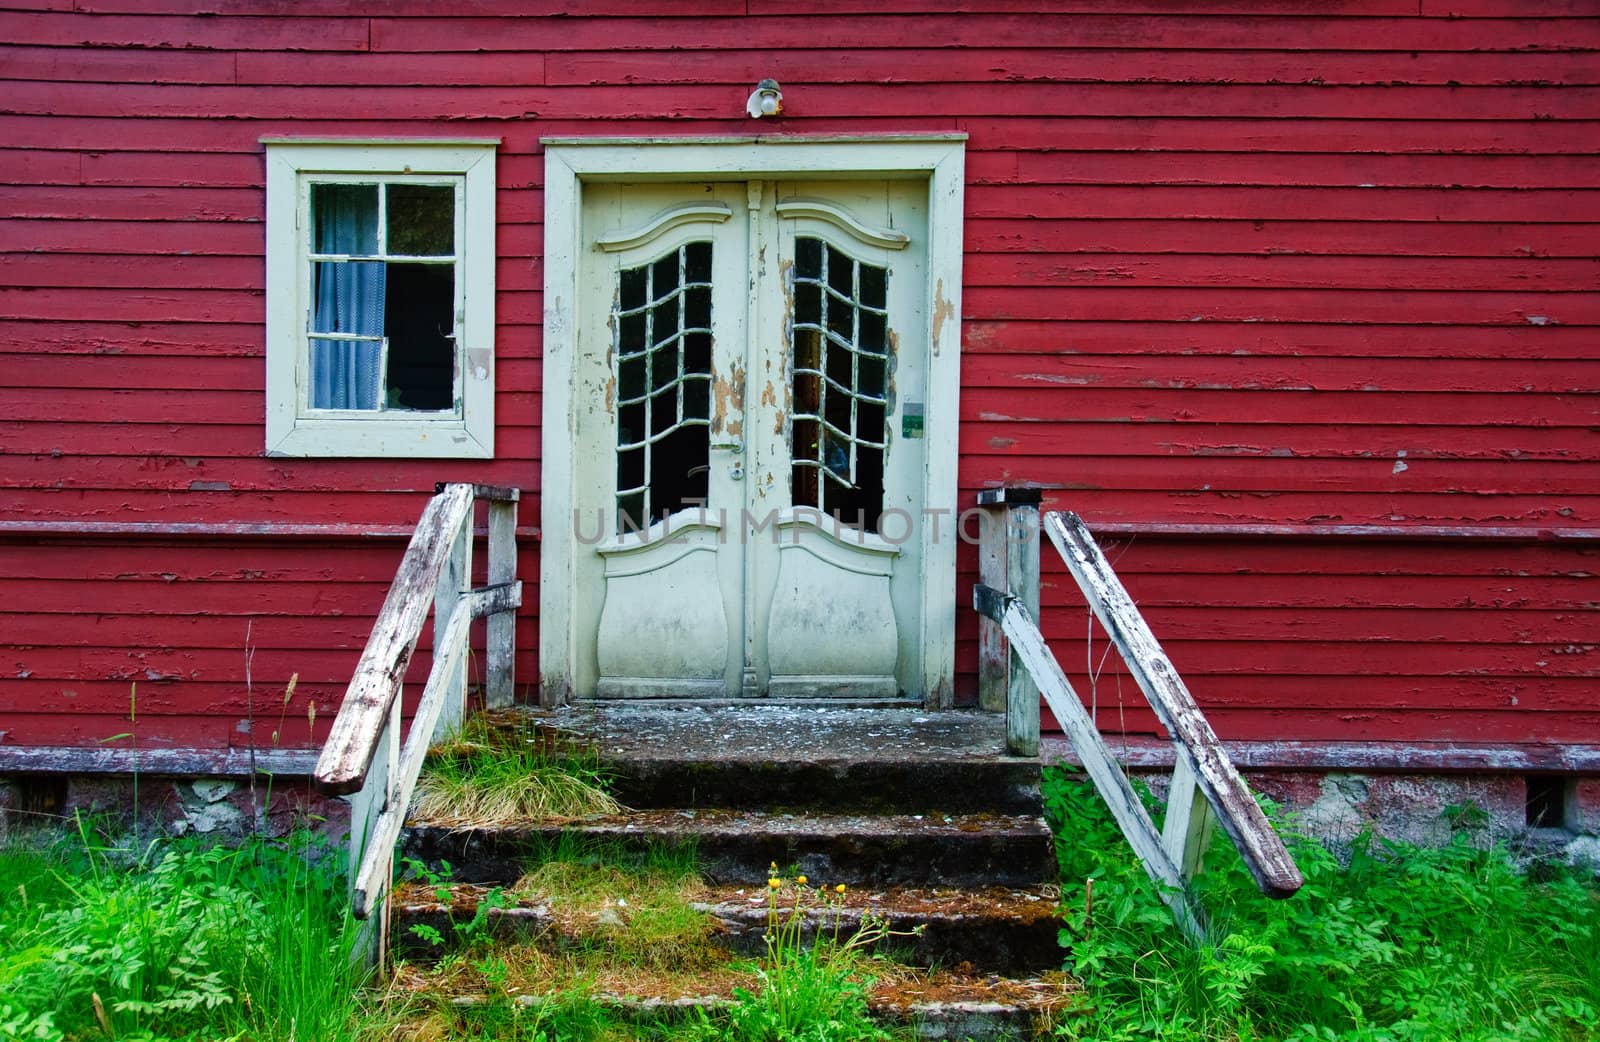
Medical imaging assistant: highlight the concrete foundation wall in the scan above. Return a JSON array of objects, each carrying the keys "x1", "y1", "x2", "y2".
[
  {"x1": 1129, "y1": 768, "x2": 1600, "y2": 873},
  {"x1": 0, "y1": 773, "x2": 346, "y2": 843}
]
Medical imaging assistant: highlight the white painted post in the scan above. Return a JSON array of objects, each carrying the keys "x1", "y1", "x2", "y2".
[
  {"x1": 1162, "y1": 752, "x2": 1218, "y2": 883},
  {"x1": 432, "y1": 491, "x2": 473, "y2": 741},
  {"x1": 486, "y1": 496, "x2": 518, "y2": 709}
]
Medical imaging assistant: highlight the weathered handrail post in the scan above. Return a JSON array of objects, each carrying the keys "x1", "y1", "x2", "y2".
[
  {"x1": 432, "y1": 489, "x2": 472, "y2": 741},
  {"x1": 976, "y1": 487, "x2": 1042, "y2": 756},
  {"x1": 485, "y1": 489, "x2": 519, "y2": 708}
]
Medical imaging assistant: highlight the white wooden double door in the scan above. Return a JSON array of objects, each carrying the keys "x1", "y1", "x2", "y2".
[{"x1": 570, "y1": 180, "x2": 930, "y2": 699}]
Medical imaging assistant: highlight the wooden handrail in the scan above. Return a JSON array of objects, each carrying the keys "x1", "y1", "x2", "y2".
[
  {"x1": 314, "y1": 483, "x2": 475, "y2": 796},
  {"x1": 973, "y1": 496, "x2": 1302, "y2": 939},
  {"x1": 310, "y1": 483, "x2": 523, "y2": 965},
  {"x1": 1046, "y1": 511, "x2": 1303, "y2": 900}
]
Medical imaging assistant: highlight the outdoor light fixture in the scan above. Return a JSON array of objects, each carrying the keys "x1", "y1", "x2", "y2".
[{"x1": 746, "y1": 78, "x2": 783, "y2": 118}]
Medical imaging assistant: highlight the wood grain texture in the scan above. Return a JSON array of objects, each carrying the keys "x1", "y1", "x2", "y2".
[{"x1": 0, "y1": 1, "x2": 1593, "y2": 754}]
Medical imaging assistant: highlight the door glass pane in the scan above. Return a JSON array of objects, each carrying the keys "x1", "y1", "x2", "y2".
[
  {"x1": 614, "y1": 240, "x2": 713, "y2": 529},
  {"x1": 789, "y1": 236, "x2": 887, "y2": 532}
]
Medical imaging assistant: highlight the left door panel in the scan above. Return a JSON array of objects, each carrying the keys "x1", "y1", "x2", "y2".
[{"x1": 573, "y1": 183, "x2": 748, "y2": 697}]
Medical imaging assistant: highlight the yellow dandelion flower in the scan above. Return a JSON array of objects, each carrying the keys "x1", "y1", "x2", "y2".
[
  {"x1": 796, "y1": 875, "x2": 808, "y2": 885},
  {"x1": 835, "y1": 884, "x2": 847, "y2": 893},
  {"x1": 768, "y1": 877, "x2": 781, "y2": 889}
]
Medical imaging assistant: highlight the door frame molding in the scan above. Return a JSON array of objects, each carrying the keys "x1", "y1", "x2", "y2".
[{"x1": 539, "y1": 135, "x2": 967, "y2": 709}]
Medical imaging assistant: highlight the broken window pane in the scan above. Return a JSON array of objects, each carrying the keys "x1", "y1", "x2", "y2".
[{"x1": 384, "y1": 263, "x2": 455, "y2": 411}]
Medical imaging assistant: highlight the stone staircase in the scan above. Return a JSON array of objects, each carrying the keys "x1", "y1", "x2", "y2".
[{"x1": 394, "y1": 703, "x2": 1073, "y2": 1038}]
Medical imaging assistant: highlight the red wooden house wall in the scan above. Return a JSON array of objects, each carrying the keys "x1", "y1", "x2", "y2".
[{"x1": 1, "y1": 1, "x2": 1596, "y2": 766}]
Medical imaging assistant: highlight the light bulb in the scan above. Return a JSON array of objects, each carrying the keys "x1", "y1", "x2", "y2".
[{"x1": 746, "y1": 79, "x2": 783, "y2": 118}]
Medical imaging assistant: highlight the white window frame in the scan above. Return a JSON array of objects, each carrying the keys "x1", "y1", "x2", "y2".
[
  {"x1": 538, "y1": 135, "x2": 966, "y2": 708},
  {"x1": 262, "y1": 138, "x2": 498, "y2": 458}
]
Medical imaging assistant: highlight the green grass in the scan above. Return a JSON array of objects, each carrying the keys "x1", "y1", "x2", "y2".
[
  {"x1": 0, "y1": 818, "x2": 369, "y2": 1042},
  {"x1": 1044, "y1": 766, "x2": 1600, "y2": 1042}
]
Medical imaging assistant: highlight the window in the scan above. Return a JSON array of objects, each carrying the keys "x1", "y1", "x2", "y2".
[{"x1": 263, "y1": 139, "x2": 497, "y2": 457}]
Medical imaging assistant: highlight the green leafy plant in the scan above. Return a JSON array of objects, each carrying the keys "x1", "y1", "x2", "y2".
[
  {"x1": 401, "y1": 855, "x2": 513, "y2": 950},
  {"x1": 1043, "y1": 766, "x2": 1600, "y2": 1042},
  {"x1": 0, "y1": 822, "x2": 366, "y2": 1042}
]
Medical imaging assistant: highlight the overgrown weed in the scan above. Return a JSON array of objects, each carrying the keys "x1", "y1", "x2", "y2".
[
  {"x1": 1044, "y1": 767, "x2": 1600, "y2": 1042},
  {"x1": 713, "y1": 868, "x2": 908, "y2": 1042},
  {"x1": 413, "y1": 715, "x2": 620, "y2": 827}
]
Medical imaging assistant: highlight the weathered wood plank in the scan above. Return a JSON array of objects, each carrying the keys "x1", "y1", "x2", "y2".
[
  {"x1": 468, "y1": 580, "x2": 523, "y2": 621},
  {"x1": 976, "y1": 499, "x2": 1008, "y2": 713},
  {"x1": 431, "y1": 514, "x2": 471, "y2": 743},
  {"x1": 1006, "y1": 499, "x2": 1041, "y2": 758},
  {"x1": 434, "y1": 481, "x2": 521, "y2": 503},
  {"x1": 0, "y1": 745, "x2": 318, "y2": 775},
  {"x1": 1162, "y1": 752, "x2": 1218, "y2": 883},
  {"x1": 974, "y1": 582, "x2": 1203, "y2": 940},
  {"x1": 1045, "y1": 510, "x2": 1303, "y2": 899},
  {"x1": 313, "y1": 483, "x2": 472, "y2": 796},
  {"x1": 486, "y1": 498, "x2": 518, "y2": 709}
]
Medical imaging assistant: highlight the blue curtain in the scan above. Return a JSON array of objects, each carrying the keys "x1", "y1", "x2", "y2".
[{"x1": 310, "y1": 187, "x2": 385, "y2": 410}]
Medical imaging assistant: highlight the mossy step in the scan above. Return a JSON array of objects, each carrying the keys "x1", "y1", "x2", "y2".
[
  {"x1": 391, "y1": 880, "x2": 1063, "y2": 975},
  {"x1": 392, "y1": 958, "x2": 1079, "y2": 1042},
  {"x1": 403, "y1": 808, "x2": 1057, "y2": 889}
]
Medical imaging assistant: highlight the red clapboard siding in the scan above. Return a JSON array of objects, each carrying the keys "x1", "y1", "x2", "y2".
[{"x1": 1, "y1": 2, "x2": 1596, "y2": 756}]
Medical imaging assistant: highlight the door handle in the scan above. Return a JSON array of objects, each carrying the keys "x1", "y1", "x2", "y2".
[{"x1": 709, "y1": 437, "x2": 744, "y2": 480}]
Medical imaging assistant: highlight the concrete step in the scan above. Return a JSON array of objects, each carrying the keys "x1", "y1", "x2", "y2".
[
  {"x1": 391, "y1": 880, "x2": 1063, "y2": 975},
  {"x1": 403, "y1": 808, "x2": 1057, "y2": 889},
  {"x1": 522, "y1": 703, "x2": 1044, "y2": 814},
  {"x1": 404, "y1": 960, "x2": 1076, "y2": 1041}
]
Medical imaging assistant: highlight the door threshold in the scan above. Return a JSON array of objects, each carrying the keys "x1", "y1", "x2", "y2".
[{"x1": 573, "y1": 695, "x2": 926, "y2": 710}]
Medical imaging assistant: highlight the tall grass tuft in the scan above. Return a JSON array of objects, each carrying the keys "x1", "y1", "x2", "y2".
[
  {"x1": 1044, "y1": 767, "x2": 1600, "y2": 1042},
  {"x1": 718, "y1": 870, "x2": 898, "y2": 1042},
  {"x1": 413, "y1": 715, "x2": 621, "y2": 827}
]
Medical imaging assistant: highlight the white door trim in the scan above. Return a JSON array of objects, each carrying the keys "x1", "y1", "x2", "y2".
[{"x1": 539, "y1": 135, "x2": 966, "y2": 709}]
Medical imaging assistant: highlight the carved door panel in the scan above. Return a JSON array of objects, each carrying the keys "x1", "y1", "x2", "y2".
[{"x1": 572, "y1": 180, "x2": 927, "y2": 698}]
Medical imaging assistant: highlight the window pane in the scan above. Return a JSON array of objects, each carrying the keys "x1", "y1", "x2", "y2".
[
  {"x1": 309, "y1": 338, "x2": 381, "y2": 411},
  {"x1": 384, "y1": 262, "x2": 455, "y2": 411},
  {"x1": 310, "y1": 260, "x2": 386, "y2": 337},
  {"x1": 387, "y1": 184, "x2": 455, "y2": 256},
  {"x1": 311, "y1": 183, "x2": 378, "y2": 256}
]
